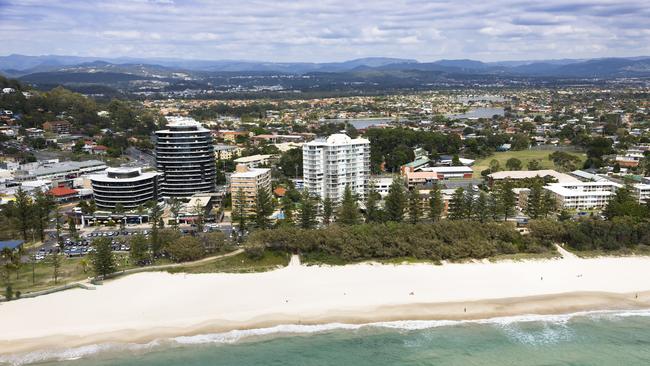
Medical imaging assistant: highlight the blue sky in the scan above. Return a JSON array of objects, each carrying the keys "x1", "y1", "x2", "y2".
[{"x1": 1, "y1": 0, "x2": 649, "y2": 62}]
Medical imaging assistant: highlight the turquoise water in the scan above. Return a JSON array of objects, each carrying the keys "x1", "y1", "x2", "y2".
[{"x1": 7, "y1": 310, "x2": 650, "y2": 365}]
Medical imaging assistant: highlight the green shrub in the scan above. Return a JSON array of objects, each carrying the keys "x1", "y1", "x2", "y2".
[{"x1": 247, "y1": 221, "x2": 548, "y2": 262}]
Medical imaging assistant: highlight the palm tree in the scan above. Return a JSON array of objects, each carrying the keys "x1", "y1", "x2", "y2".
[
  {"x1": 136, "y1": 204, "x2": 145, "y2": 225},
  {"x1": 114, "y1": 203, "x2": 125, "y2": 230}
]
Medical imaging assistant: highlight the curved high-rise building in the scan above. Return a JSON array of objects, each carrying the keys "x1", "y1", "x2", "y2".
[
  {"x1": 90, "y1": 167, "x2": 161, "y2": 210},
  {"x1": 155, "y1": 118, "x2": 216, "y2": 198}
]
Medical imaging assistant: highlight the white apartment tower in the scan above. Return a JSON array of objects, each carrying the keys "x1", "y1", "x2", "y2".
[
  {"x1": 302, "y1": 134, "x2": 370, "y2": 202},
  {"x1": 155, "y1": 117, "x2": 216, "y2": 198}
]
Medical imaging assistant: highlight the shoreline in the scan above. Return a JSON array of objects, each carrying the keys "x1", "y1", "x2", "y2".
[
  {"x1": 3, "y1": 253, "x2": 650, "y2": 358},
  {"x1": 1, "y1": 291, "x2": 650, "y2": 357}
]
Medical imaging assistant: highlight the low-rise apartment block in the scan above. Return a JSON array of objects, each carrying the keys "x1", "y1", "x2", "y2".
[
  {"x1": 544, "y1": 181, "x2": 622, "y2": 210},
  {"x1": 632, "y1": 183, "x2": 650, "y2": 204},
  {"x1": 230, "y1": 164, "x2": 271, "y2": 215},
  {"x1": 42, "y1": 120, "x2": 71, "y2": 135},
  {"x1": 214, "y1": 144, "x2": 242, "y2": 160},
  {"x1": 233, "y1": 154, "x2": 275, "y2": 168},
  {"x1": 418, "y1": 166, "x2": 473, "y2": 180}
]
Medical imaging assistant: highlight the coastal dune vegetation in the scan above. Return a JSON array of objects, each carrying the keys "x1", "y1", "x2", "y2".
[{"x1": 246, "y1": 221, "x2": 554, "y2": 264}]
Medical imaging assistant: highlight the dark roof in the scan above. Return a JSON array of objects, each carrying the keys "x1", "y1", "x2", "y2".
[{"x1": 0, "y1": 240, "x2": 24, "y2": 250}]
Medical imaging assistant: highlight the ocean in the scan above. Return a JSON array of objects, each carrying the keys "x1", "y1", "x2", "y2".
[{"x1": 5, "y1": 310, "x2": 650, "y2": 365}]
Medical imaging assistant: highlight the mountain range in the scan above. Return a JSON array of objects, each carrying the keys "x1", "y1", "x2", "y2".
[
  {"x1": 2, "y1": 54, "x2": 649, "y2": 97},
  {"x1": 2, "y1": 54, "x2": 650, "y2": 78}
]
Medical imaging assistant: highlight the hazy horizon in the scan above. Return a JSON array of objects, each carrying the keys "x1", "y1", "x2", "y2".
[
  {"x1": 2, "y1": 53, "x2": 650, "y2": 65},
  {"x1": 1, "y1": 0, "x2": 649, "y2": 63}
]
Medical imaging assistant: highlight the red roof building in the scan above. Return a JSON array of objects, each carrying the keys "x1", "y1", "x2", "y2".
[
  {"x1": 47, "y1": 186, "x2": 78, "y2": 201},
  {"x1": 273, "y1": 186, "x2": 287, "y2": 197},
  {"x1": 91, "y1": 145, "x2": 108, "y2": 155}
]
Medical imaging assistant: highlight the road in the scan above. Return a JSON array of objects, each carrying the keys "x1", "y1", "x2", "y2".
[{"x1": 125, "y1": 146, "x2": 155, "y2": 167}]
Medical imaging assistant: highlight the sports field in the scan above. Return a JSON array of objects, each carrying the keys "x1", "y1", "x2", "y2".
[{"x1": 472, "y1": 149, "x2": 586, "y2": 177}]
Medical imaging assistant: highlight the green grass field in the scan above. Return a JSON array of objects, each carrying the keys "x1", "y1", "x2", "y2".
[
  {"x1": 166, "y1": 251, "x2": 290, "y2": 274},
  {"x1": 3, "y1": 249, "x2": 288, "y2": 298},
  {"x1": 472, "y1": 149, "x2": 586, "y2": 177},
  {"x1": 3, "y1": 254, "x2": 135, "y2": 296}
]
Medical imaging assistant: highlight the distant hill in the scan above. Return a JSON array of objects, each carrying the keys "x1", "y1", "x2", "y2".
[
  {"x1": 552, "y1": 58, "x2": 650, "y2": 77},
  {"x1": 3, "y1": 53, "x2": 650, "y2": 78},
  {"x1": 5, "y1": 54, "x2": 650, "y2": 97},
  {"x1": 433, "y1": 59, "x2": 489, "y2": 69},
  {"x1": 0, "y1": 55, "x2": 418, "y2": 75},
  {"x1": 20, "y1": 71, "x2": 149, "y2": 84}
]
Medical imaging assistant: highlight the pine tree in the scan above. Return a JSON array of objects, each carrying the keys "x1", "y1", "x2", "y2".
[
  {"x1": 447, "y1": 187, "x2": 466, "y2": 220},
  {"x1": 463, "y1": 188, "x2": 475, "y2": 219},
  {"x1": 498, "y1": 180, "x2": 516, "y2": 221},
  {"x1": 254, "y1": 187, "x2": 273, "y2": 229},
  {"x1": 525, "y1": 183, "x2": 543, "y2": 219},
  {"x1": 428, "y1": 184, "x2": 443, "y2": 222},
  {"x1": 91, "y1": 237, "x2": 116, "y2": 278},
  {"x1": 542, "y1": 190, "x2": 557, "y2": 217},
  {"x1": 385, "y1": 177, "x2": 406, "y2": 222},
  {"x1": 54, "y1": 212, "x2": 64, "y2": 251},
  {"x1": 147, "y1": 200, "x2": 162, "y2": 258},
  {"x1": 67, "y1": 217, "x2": 78, "y2": 240},
  {"x1": 365, "y1": 183, "x2": 382, "y2": 223},
  {"x1": 337, "y1": 185, "x2": 361, "y2": 225},
  {"x1": 51, "y1": 250, "x2": 61, "y2": 284},
  {"x1": 603, "y1": 186, "x2": 628, "y2": 220},
  {"x1": 475, "y1": 191, "x2": 489, "y2": 223},
  {"x1": 452, "y1": 154, "x2": 462, "y2": 166},
  {"x1": 280, "y1": 195, "x2": 294, "y2": 226},
  {"x1": 298, "y1": 190, "x2": 318, "y2": 229},
  {"x1": 33, "y1": 190, "x2": 55, "y2": 242},
  {"x1": 488, "y1": 193, "x2": 500, "y2": 221},
  {"x1": 232, "y1": 188, "x2": 248, "y2": 233},
  {"x1": 11, "y1": 188, "x2": 32, "y2": 241},
  {"x1": 192, "y1": 201, "x2": 205, "y2": 232},
  {"x1": 129, "y1": 234, "x2": 149, "y2": 265},
  {"x1": 322, "y1": 197, "x2": 334, "y2": 225},
  {"x1": 169, "y1": 198, "x2": 181, "y2": 230},
  {"x1": 407, "y1": 189, "x2": 421, "y2": 224}
]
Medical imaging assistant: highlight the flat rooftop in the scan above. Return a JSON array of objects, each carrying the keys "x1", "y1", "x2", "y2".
[{"x1": 489, "y1": 169, "x2": 579, "y2": 183}]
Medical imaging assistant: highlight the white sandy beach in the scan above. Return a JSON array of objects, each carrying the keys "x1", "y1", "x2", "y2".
[{"x1": 2, "y1": 250, "x2": 650, "y2": 355}]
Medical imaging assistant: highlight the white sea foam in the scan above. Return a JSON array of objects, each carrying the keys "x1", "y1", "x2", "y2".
[
  {"x1": 173, "y1": 323, "x2": 362, "y2": 345},
  {"x1": 2, "y1": 309, "x2": 650, "y2": 365},
  {"x1": 0, "y1": 341, "x2": 161, "y2": 366}
]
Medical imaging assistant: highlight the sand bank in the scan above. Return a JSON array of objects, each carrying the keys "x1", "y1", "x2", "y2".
[{"x1": 2, "y1": 253, "x2": 650, "y2": 355}]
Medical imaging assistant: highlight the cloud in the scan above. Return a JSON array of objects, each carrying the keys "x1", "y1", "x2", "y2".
[
  {"x1": 191, "y1": 32, "x2": 221, "y2": 41},
  {"x1": 0, "y1": 0, "x2": 648, "y2": 61}
]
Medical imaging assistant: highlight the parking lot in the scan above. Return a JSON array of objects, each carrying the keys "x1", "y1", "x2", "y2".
[
  {"x1": 35, "y1": 229, "x2": 152, "y2": 261},
  {"x1": 32, "y1": 222, "x2": 235, "y2": 262}
]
